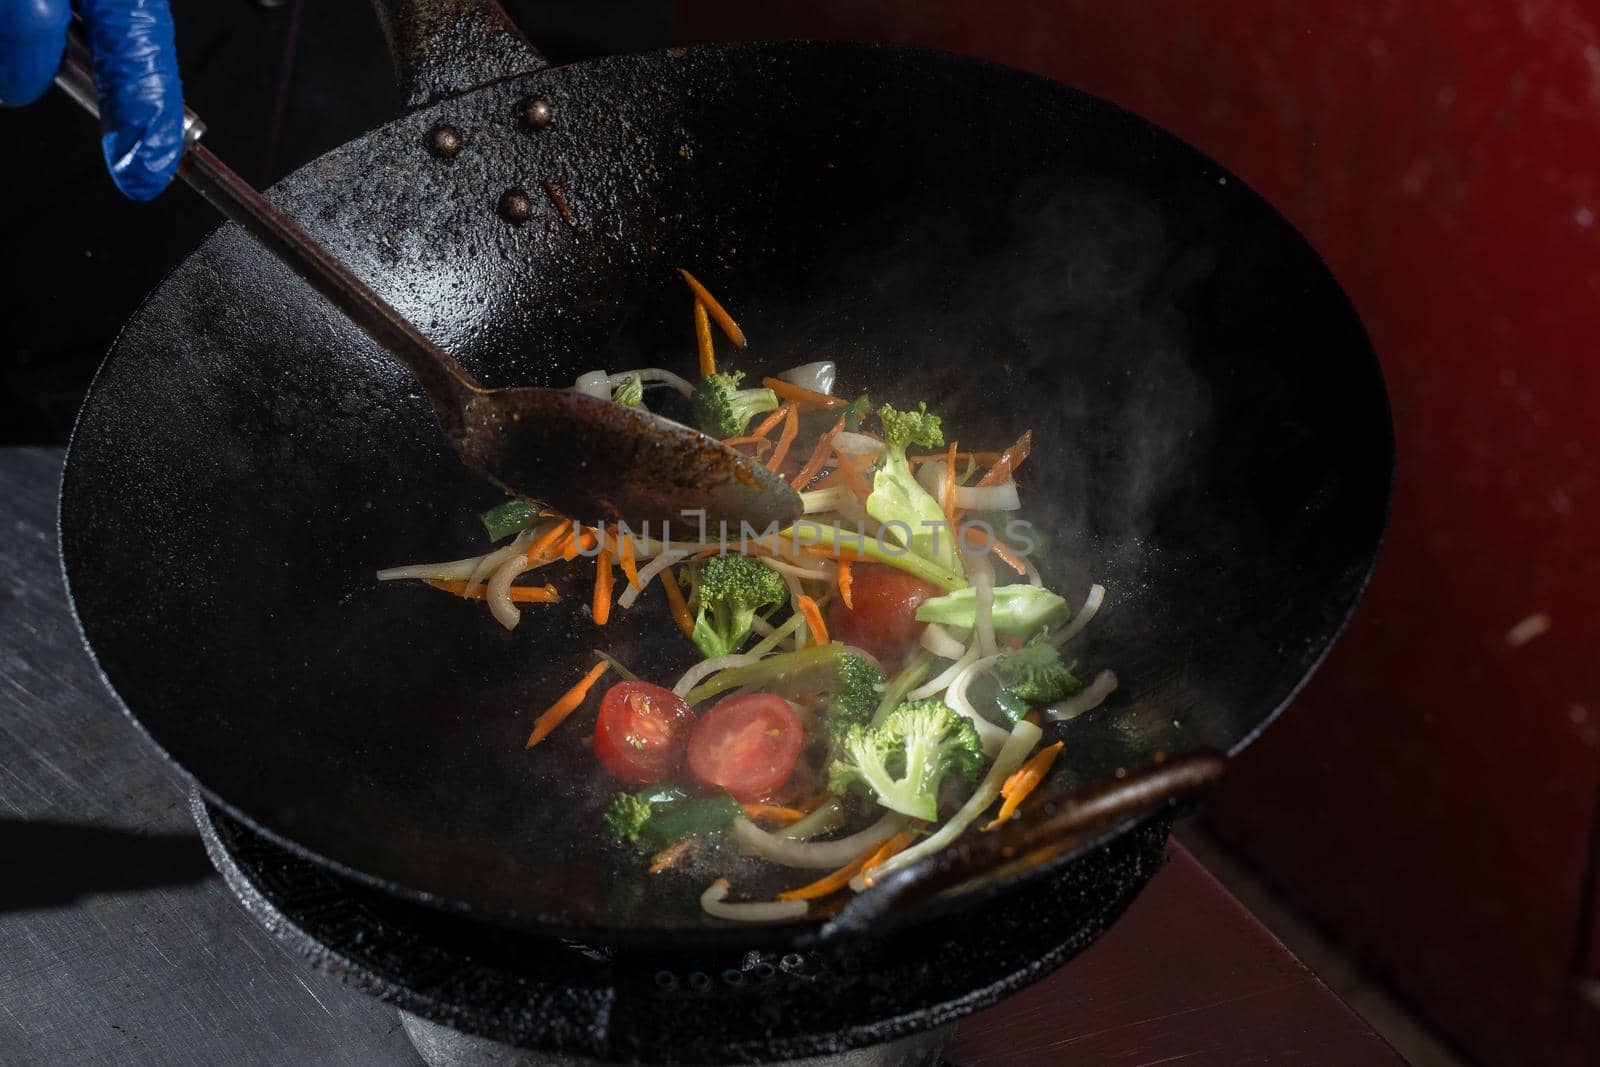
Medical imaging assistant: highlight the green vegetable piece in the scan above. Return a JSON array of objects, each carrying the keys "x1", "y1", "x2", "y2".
[
  {"x1": 687, "y1": 554, "x2": 788, "y2": 660},
  {"x1": 865, "y1": 403, "x2": 959, "y2": 575},
  {"x1": 841, "y1": 393, "x2": 873, "y2": 432},
  {"x1": 612, "y1": 373, "x2": 645, "y2": 408},
  {"x1": 602, "y1": 791, "x2": 655, "y2": 846},
  {"x1": 479, "y1": 499, "x2": 540, "y2": 542},
  {"x1": 638, "y1": 795, "x2": 742, "y2": 848},
  {"x1": 993, "y1": 633, "x2": 1083, "y2": 706},
  {"x1": 913, "y1": 585, "x2": 1071, "y2": 636},
  {"x1": 692, "y1": 370, "x2": 780, "y2": 437},
  {"x1": 826, "y1": 699, "x2": 983, "y2": 821}
]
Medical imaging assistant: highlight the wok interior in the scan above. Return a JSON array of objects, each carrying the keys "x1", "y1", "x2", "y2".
[{"x1": 62, "y1": 43, "x2": 1388, "y2": 940}]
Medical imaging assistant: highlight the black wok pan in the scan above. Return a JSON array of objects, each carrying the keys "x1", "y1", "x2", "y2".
[{"x1": 59, "y1": 0, "x2": 1390, "y2": 950}]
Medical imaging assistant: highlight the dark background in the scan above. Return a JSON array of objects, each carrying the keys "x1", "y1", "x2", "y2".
[{"x1": 0, "y1": 0, "x2": 674, "y2": 443}]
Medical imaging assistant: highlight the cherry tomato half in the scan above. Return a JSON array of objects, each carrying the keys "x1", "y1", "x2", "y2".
[
  {"x1": 593, "y1": 681, "x2": 696, "y2": 788},
  {"x1": 686, "y1": 694, "x2": 804, "y2": 802},
  {"x1": 826, "y1": 565, "x2": 943, "y2": 660}
]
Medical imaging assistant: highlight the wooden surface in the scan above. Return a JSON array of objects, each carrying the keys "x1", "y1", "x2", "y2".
[{"x1": 2, "y1": 446, "x2": 1396, "y2": 1064}]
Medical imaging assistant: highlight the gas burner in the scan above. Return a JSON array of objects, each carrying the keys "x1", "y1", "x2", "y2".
[{"x1": 193, "y1": 792, "x2": 1170, "y2": 1065}]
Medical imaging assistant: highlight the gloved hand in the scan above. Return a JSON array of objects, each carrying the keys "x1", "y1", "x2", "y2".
[{"x1": 0, "y1": 0, "x2": 184, "y2": 200}]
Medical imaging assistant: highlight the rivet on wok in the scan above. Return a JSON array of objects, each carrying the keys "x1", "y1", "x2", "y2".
[
  {"x1": 497, "y1": 187, "x2": 533, "y2": 224},
  {"x1": 519, "y1": 97, "x2": 553, "y2": 130},
  {"x1": 427, "y1": 124, "x2": 462, "y2": 159}
]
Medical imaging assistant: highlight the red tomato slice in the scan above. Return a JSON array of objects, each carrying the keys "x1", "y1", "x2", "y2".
[
  {"x1": 686, "y1": 694, "x2": 804, "y2": 802},
  {"x1": 593, "y1": 681, "x2": 696, "y2": 788},
  {"x1": 826, "y1": 565, "x2": 942, "y2": 660}
]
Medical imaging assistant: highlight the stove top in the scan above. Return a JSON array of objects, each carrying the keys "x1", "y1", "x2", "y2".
[{"x1": 192, "y1": 792, "x2": 1171, "y2": 1065}]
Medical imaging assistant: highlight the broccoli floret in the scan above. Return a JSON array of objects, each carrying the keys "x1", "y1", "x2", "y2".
[
  {"x1": 612, "y1": 373, "x2": 645, "y2": 408},
  {"x1": 816, "y1": 652, "x2": 887, "y2": 746},
  {"x1": 864, "y1": 403, "x2": 959, "y2": 574},
  {"x1": 914, "y1": 584, "x2": 1070, "y2": 635},
  {"x1": 692, "y1": 370, "x2": 780, "y2": 437},
  {"x1": 602, "y1": 791, "x2": 654, "y2": 846},
  {"x1": 687, "y1": 554, "x2": 788, "y2": 659},
  {"x1": 991, "y1": 633, "x2": 1083, "y2": 721},
  {"x1": 826, "y1": 699, "x2": 983, "y2": 821}
]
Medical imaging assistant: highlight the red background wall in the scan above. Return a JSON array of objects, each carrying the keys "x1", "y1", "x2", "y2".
[{"x1": 680, "y1": 4, "x2": 1600, "y2": 1062}]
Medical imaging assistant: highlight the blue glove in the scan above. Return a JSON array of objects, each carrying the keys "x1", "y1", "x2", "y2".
[{"x1": 0, "y1": 0, "x2": 184, "y2": 200}]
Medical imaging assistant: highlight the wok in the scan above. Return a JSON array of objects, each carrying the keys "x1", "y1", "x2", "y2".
[{"x1": 59, "y1": 0, "x2": 1391, "y2": 949}]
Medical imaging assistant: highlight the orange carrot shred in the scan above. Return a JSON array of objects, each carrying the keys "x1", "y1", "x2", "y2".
[
  {"x1": 766, "y1": 404, "x2": 800, "y2": 471},
  {"x1": 837, "y1": 557, "x2": 854, "y2": 610},
  {"x1": 649, "y1": 838, "x2": 694, "y2": 874},
  {"x1": 762, "y1": 376, "x2": 847, "y2": 411},
  {"x1": 793, "y1": 418, "x2": 845, "y2": 489},
  {"x1": 748, "y1": 405, "x2": 789, "y2": 441},
  {"x1": 618, "y1": 535, "x2": 640, "y2": 590},
  {"x1": 424, "y1": 579, "x2": 559, "y2": 603},
  {"x1": 677, "y1": 268, "x2": 747, "y2": 347},
  {"x1": 776, "y1": 837, "x2": 884, "y2": 901},
  {"x1": 833, "y1": 450, "x2": 873, "y2": 499},
  {"x1": 720, "y1": 435, "x2": 775, "y2": 453},
  {"x1": 693, "y1": 298, "x2": 716, "y2": 377},
  {"x1": 856, "y1": 829, "x2": 920, "y2": 887},
  {"x1": 990, "y1": 538, "x2": 1027, "y2": 576},
  {"x1": 741, "y1": 803, "x2": 807, "y2": 825},
  {"x1": 909, "y1": 450, "x2": 1001, "y2": 467},
  {"x1": 659, "y1": 566, "x2": 695, "y2": 637},
  {"x1": 524, "y1": 521, "x2": 570, "y2": 565},
  {"x1": 526, "y1": 660, "x2": 610, "y2": 748},
  {"x1": 976, "y1": 429, "x2": 1033, "y2": 488},
  {"x1": 796, "y1": 594, "x2": 828, "y2": 647},
  {"x1": 942, "y1": 440, "x2": 958, "y2": 528},
  {"x1": 592, "y1": 546, "x2": 614, "y2": 626},
  {"x1": 984, "y1": 742, "x2": 1064, "y2": 830}
]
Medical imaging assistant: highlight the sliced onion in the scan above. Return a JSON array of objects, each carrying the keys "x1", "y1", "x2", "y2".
[
  {"x1": 699, "y1": 880, "x2": 809, "y2": 923},
  {"x1": 781, "y1": 571, "x2": 809, "y2": 650},
  {"x1": 944, "y1": 653, "x2": 1013, "y2": 757},
  {"x1": 832, "y1": 431, "x2": 885, "y2": 457},
  {"x1": 779, "y1": 799, "x2": 844, "y2": 840},
  {"x1": 748, "y1": 615, "x2": 777, "y2": 637},
  {"x1": 906, "y1": 643, "x2": 980, "y2": 701},
  {"x1": 759, "y1": 556, "x2": 834, "y2": 582},
  {"x1": 777, "y1": 360, "x2": 836, "y2": 395},
  {"x1": 919, "y1": 622, "x2": 969, "y2": 660},
  {"x1": 1021, "y1": 554, "x2": 1044, "y2": 589},
  {"x1": 618, "y1": 549, "x2": 687, "y2": 609},
  {"x1": 1046, "y1": 669, "x2": 1118, "y2": 721},
  {"x1": 952, "y1": 481, "x2": 1020, "y2": 511},
  {"x1": 916, "y1": 460, "x2": 945, "y2": 500},
  {"x1": 376, "y1": 554, "x2": 490, "y2": 582},
  {"x1": 731, "y1": 812, "x2": 909, "y2": 869},
  {"x1": 865, "y1": 720, "x2": 1043, "y2": 883},
  {"x1": 574, "y1": 369, "x2": 613, "y2": 398},
  {"x1": 485, "y1": 550, "x2": 536, "y2": 630},
  {"x1": 672, "y1": 653, "x2": 766, "y2": 699},
  {"x1": 609, "y1": 367, "x2": 696, "y2": 399},
  {"x1": 1051, "y1": 584, "x2": 1106, "y2": 647},
  {"x1": 801, "y1": 486, "x2": 855, "y2": 515},
  {"x1": 968, "y1": 554, "x2": 998, "y2": 657},
  {"x1": 463, "y1": 529, "x2": 535, "y2": 597}
]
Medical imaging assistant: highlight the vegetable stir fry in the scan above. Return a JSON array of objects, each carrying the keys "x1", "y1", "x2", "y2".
[{"x1": 378, "y1": 271, "x2": 1119, "y2": 921}]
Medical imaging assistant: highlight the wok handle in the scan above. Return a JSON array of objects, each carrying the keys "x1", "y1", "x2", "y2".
[
  {"x1": 819, "y1": 751, "x2": 1228, "y2": 940},
  {"x1": 369, "y1": 0, "x2": 547, "y2": 110},
  {"x1": 55, "y1": 26, "x2": 481, "y2": 434}
]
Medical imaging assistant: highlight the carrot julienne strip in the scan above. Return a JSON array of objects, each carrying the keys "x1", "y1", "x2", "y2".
[
  {"x1": 741, "y1": 803, "x2": 807, "y2": 825},
  {"x1": 831, "y1": 449, "x2": 873, "y2": 499},
  {"x1": 526, "y1": 659, "x2": 610, "y2": 748},
  {"x1": 659, "y1": 566, "x2": 695, "y2": 637},
  {"x1": 762, "y1": 376, "x2": 847, "y2": 411},
  {"x1": 524, "y1": 521, "x2": 570, "y2": 565},
  {"x1": 796, "y1": 594, "x2": 828, "y2": 647},
  {"x1": 618, "y1": 535, "x2": 640, "y2": 590},
  {"x1": 424, "y1": 579, "x2": 559, "y2": 603},
  {"x1": 983, "y1": 741, "x2": 1064, "y2": 829},
  {"x1": 694, "y1": 298, "x2": 716, "y2": 376},
  {"x1": 593, "y1": 546, "x2": 614, "y2": 625},
  {"x1": 748, "y1": 405, "x2": 789, "y2": 441},
  {"x1": 776, "y1": 841, "x2": 878, "y2": 901},
  {"x1": 649, "y1": 839, "x2": 694, "y2": 874},
  {"x1": 941, "y1": 440, "x2": 958, "y2": 528},
  {"x1": 720, "y1": 435, "x2": 774, "y2": 451},
  {"x1": 836, "y1": 557, "x2": 854, "y2": 610},
  {"x1": 990, "y1": 538, "x2": 1027, "y2": 576},
  {"x1": 766, "y1": 404, "x2": 800, "y2": 471},
  {"x1": 793, "y1": 418, "x2": 845, "y2": 489},
  {"x1": 677, "y1": 268, "x2": 747, "y2": 347},
  {"x1": 976, "y1": 429, "x2": 1033, "y2": 488},
  {"x1": 909, "y1": 451, "x2": 1001, "y2": 468},
  {"x1": 856, "y1": 829, "x2": 920, "y2": 887}
]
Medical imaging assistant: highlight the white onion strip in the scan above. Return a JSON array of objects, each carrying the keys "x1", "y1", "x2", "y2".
[
  {"x1": 610, "y1": 367, "x2": 695, "y2": 398},
  {"x1": 699, "y1": 880, "x2": 809, "y2": 923},
  {"x1": 969, "y1": 554, "x2": 999, "y2": 657},
  {"x1": 952, "y1": 481, "x2": 1020, "y2": 511},
  {"x1": 376, "y1": 555, "x2": 490, "y2": 582},
  {"x1": 1046, "y1": 669, "x2": 1118, "y2": 721},
  {"x1": 907, "y1": 643, "x2": 981, "y2": 701},
  {"x1": 759, "y1": 556, "x2": 835, "y2": 582},
  {"x1": 945, "y1": 653, "x2": 1013, "y2": 757},
  {"x1": 831, "y1": 431, "x2": 885, "y2": 457},
  {"x1": 919, "y1": 622, "x2": 968, "y2": 660},
  {"x1": 672, "y1": 653, "x2": 765, "y2": 699},
  {"x1": 618, "y1": 549, "x2": 687, "y2": 609},
  {"x1": 1021, "y1": 554, "x2": 1044, "y2": 589},
  {"x1": 486, "y1": 551, "x2": 535, "y2": 630},
  {"x1": 732, "y1": 813, "x2": 910, "y2": 869},
  {"x1": 463, "y1": 528, "x2": 536, "y2": 597},
  {"x1": 1051, "y1": 584, "x2": 1106, "y2": 647},
  {"x1": 865, "y1": 720, "x2": 1043, "y2": 883},
  {"x1": 781, "y1": 571, "x2": 808, "y2": 650}
]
